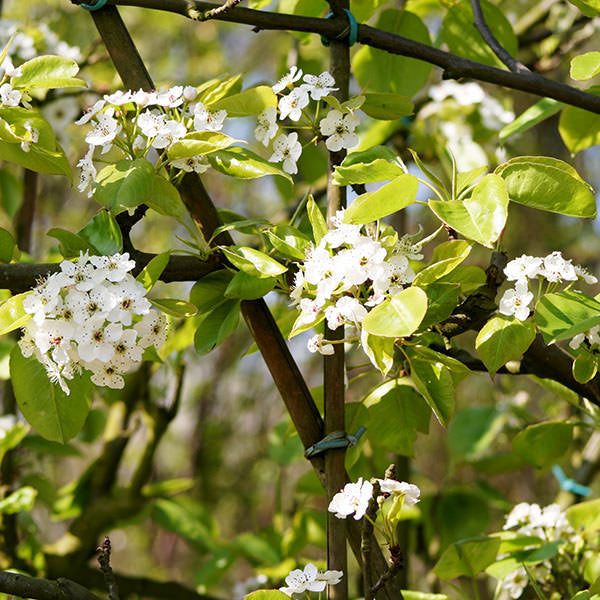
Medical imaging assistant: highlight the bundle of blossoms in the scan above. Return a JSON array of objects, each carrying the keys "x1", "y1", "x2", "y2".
[
  {"x1": 75, "y1": 85, "x2": 225, "y2": 197},
  {"x1": 290, "y1": 209, "x2": 424, "y2": 356},
  {"x1": 498, "y1": 251, "x2": 597, "y2": 322},
  {"x1": 497, "y1": 502, "x2": 578, "y2": 599},
  {"x1": 278, "y1": 563, "x2": 343, "y2": 597},
  {"x1": 256, "y1": 66, "x2": 360, "y2": 174},
  {"x1": 18, "y1": 252, "x2": 167, "y2": 393}
]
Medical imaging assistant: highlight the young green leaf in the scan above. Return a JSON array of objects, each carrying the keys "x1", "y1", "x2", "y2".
[
  {"x1": 10, "y1": 346, "x2": 92, "y2": 443},
  {"x1": 78, "y1": 210, "x2": 123, "y2": 255},
  {"x1": 499, "y1": 98, "x2": 564, "y2": 142},
  {"x1": 208, "y1": 147, "x2": 292, "y2": 181},
  {"x1": 224, "y1": 271, "x2": 277, "y2": 300},
  {"x1": 413, "y1": 240, "x2": 472, "y2": 286},
  {"x1": 189, "y1": 271, "x2": 233, "y2": 314},
  {"x1": 11, "y1": 56, "x2": 85, "y2": 89},
  {"x1": 221, "y1": 246, "x2": 287, "y2": 279},
  {"x1": 361, "y1": 92, "x2": 414, "y2": 120},
  {"x1": 343, "y1": 174, "x2": 419, "y2": 224},
  {"x1": 194, "y1": 299, "x2": 240, "y2": 355},
  {"x1": 149, "y1": 298, "x2": 198, "y2": 318},
  {"x1": 307, "y1": 195, "x2": 328, "y2": 244},
  {"x1": 0, "y1": 292, "x2": 31, "y2": 335},
  {"x1": 475, "y1": 315, "x2": 536, "y2": 377},
  {"x1": 433, "y1": 537, "x2": 501, "y2": 580},
  {"x1": 571, "y1": 52, "x2": 600, "y2": 80},
  {"x1": 207, "y1": 85, "x2": 277, "y2": 116},
  {"x1": 361, "y1": 286, "x2": 428, "y2": 337},
  {"x1": 512, "y1": 421, "x2": 573, "y2": 468},
  {"x1": 167, "y1": 131, "x2": 239, "y2": 161},
  {"x1": 137, "y1": 253, "x2": 171, "y2": 292}
]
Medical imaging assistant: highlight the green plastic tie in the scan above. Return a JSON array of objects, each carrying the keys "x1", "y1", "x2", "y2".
[
  {"x1": 320, "y1": 9, "x2": 358, "y2": 47},
  {"x1": 304, "y1": 426, "x2": 366, "y2": 458},
  {"x1": 80, "y1": 0, "x2": 109, "y2": 11}
]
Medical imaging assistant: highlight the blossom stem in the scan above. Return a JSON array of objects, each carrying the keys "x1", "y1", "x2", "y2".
[{"x1": 364, "y1": 513, "x2": 387, "y2": 539}]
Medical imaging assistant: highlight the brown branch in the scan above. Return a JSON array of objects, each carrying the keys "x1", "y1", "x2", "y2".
[
  {"x1": 0, "y1": 252, "x2": 221, "y2": 293},
  {"x1": 73, "y1": 0, "x2": 600, "y2": 115},
  {"x1": 16, "y1": 170, "x2": 37, "y2": 255},
  {"x1": 324, "y1": 3, "x2": 350, "y2": 598},
  {"x1": 198, "y1": 0, "x2": 242, "y2": 20},
  {"x1": 469, "y1": 0, "x2": 530, "y2": 73},
  {"x1": 0, "y1": 571, "x2": 102, "y2": 600},
  {"x1": 97, "y1": 537, "x2": 119, "y2": 600}
]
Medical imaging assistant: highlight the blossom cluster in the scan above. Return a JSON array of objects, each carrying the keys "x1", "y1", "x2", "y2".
[
  {"x1": 328, "y1": 477, "x2": 421, "y2": 520},
  {"x1": 255, "y1": 66, "x2": 360, "y2": 174},
  {"x1": 18, "y1": 252, "x2": 167, "y2": 393},
  {"x1": 75, "y1": 85, "x2": 224, "y2": 197},
  {"x1": 499, "y1": 502, "x2": 575, "y2": 599},
  {"x1": 279, "y1": 563, "x2": 342, "y2": 597},
  {"x1": 291, "y1": 210, "x2": 423, "y2": 355},
  {"x1": 499, "y1": 252, "x2": 597, "y2": 321}
]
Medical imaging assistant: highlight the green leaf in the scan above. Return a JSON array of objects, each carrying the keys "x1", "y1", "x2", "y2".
[
  {"x1": 567, "y1": 498, "x2": 600, "y2": 532},
  {"x1": 573, "y1": 350, "x2": 598, "y2": 383},
  {"x1": 434, "y1": 537, "x2": 501, "y2": 579},
  {"x1": 151, "y1": 497, "x2": 219, "y2": 553},
  {"x1": 413, "y1": 240, "x2": 472, "y2": 286},
  {"x1": 438, "y1": 265, "x2": 486, "y2": 294},
  {"x1": 535, "y1": 291, "x2": 600, "y2": 343},
  {"x1": 198, "y1": 74, "x2": 243, "y2": 105},
  {"x1": 194, "y1": 299, "x2": 240, "y2": 355},
  {"x1": 429, "y1": 175, "x2": 508, "y2": 248},
  {"x1": 221, "y1": 246, "x2": 287, "y2": 279},
  {"x1": 137, "y1": 253, "x2": 170, "y2": 292},
  {"x1": 364, "y1": 380, "x2": 430, "y2": 456},
  {"x1": 500, "y1": 98, "x2": 565, "y2": 143},
  {"x1": 476, "y1": 315, "x2": 536, "y2": 377},
  {"x1": 441, "y1": 0, "x2": 517, "y2": 69},
  {"x1": 11, "y1": 56, "x2": 85, "y2": 89},
  {"x1": 146, "y1": 175, "x2": 185, "y2": 218},
  {"x1": 142, "y1": 478, "x2": 194, "y2": 498},
  {"x1": 208, "y1": 147, "x2": 291, "y2": 181},
  {"x1": 362, "y1": 286, "x2": 427, "y2": 337},
  {"x1": 189, "y1": 271, "x2": 233, "y2": 314},
  {"x1": 244, "y1": 591, "x2": 289, "y2": 600},
  {"x1": 456, "y1": 166, "x2": 488, "y2": 194},
  {"x1": 78, "y1": 210, "x2": 123, "y2": 255},
  {"x1": 559, "y1": 94, "x2": 600, "y2": 155},
  {"x1": 361, "y1": 93, "x2": 414, "y2": 120},
  {"x1": 94, "y1": 158, "x2": 155, "y2": 213},
  {"x1": 167, "y1": 131, "x2": 239, "y2": 161},
  {"x1": 208, "y1": 85, "x2": 277, "y2": 116},
  {"x1": 307, "y1": 195, "x2": 328, "y2": 244},
  {"x1": 265, "y1": 225, "x2": 311, "y2": 260},
  {"x1": 333, "y1": 146, "x2": 404, "y2": 185},
  {"x1": 0, "y1": 227, "x2": 14, "y2": 263},
  {"x1": 567, "y1": 0, "x2": 600, "y2": 16},
  {"x1": 47, "y1": 228, "x2": 95, "y2": 258},
  {"x1": 0, "y1": 167, "x2": 23, "y2": 218},
  {"x1": 0, "y1": 292, "x2": 31, "y2": 335},
  {"x1": 405, "y1": 349, "x2": 455, "y2": 425},
  {"x1": 360, "y1": 328, "x2": 396, "y2": 376},
  {"x1": 495, "y1": 156, "x2": 596, "y2": 218},
  {"x1": 571, "y1": 52, "x2": 600, "y2": 80},
  {"x1": 352, "y1": 10, "x2": 432, "y2": 97},
  {"x1": 149, "y1": 298, "x2": 197, "y2": 318},
  {"x1": 10, "y1": 347, "x2": 92, "y2": 443},
  {"x1": 0, "y1": 486, "x2": 37, "y2": 514},
  {"x1": 448, "y1": 406, "x2": 504, "y2": 460},
  {"x1": 224, "y1": 271, "x2": 277, "y2": 300},
  {"x1": 513, "y1": 421, "x2": 573, "y2": 468},
  {"x1": 420, "y1": 283, "x2": 461, "y2": 329},
  {"x1": 343, "y1": 174, "x2": 419, "y2": 224}
]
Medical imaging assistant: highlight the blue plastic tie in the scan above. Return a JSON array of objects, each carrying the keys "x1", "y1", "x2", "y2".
[
  {"x1": 320, "y1": 9, "x2": 358, "y2": 47},
  {"x1": 552, "y1": 465, "x2": 591, "y2": 496},
  {"x1": 80, "y1": 0, "x2": 109, "y2": 11},
  {"x1": 305, "y1": 426, "x2": 366, "y2": 458}
]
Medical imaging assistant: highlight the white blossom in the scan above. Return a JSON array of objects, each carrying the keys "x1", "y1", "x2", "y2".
[
  {"x1": 301, "y1": 71, "x2": 338, "y2": 100},
  {"x1": 539, "y1": 251, "x2": 577, "y2": 283},
  {"x1": 307, "y1": 333, "x2": 334, "y2": 355},
  {"x1": 20, "y1": 120, "x2": 39, "y2": 152},
  {"x1": 85, "y1": 107, "x2": 121, "y2": 148},
  {"x1": 501, "y1": 567, "x2": 528, "y2": 599},
  {"x1": 170, "y1": 156, "x2": 210, "y2": 173},
  {"x1": 254, "y1": 106, "x2": 278, "y2": 146},
  {"x1": 504, "y1": 255, "x2": 543, "y2": 282},
  {"x1": 152, "y1": 119, "x2": 186, "y2": 149},
  {"x1": 279, "y1": 563, "x2": 327, "y2": 597},
  {"x1": 104, "y1": 90, "x2": 133, "y2": 106},
  {"x1": 193, "y1": 102, "x2": 227, "y2": 131},
  {"x1": 324, "y1": 296, "x2": 368, "y2": 330},
  {"x1": 272, "y1": 66, "x2": 302, "y2": 93},
  {"x1": 498, "y1": 280, "x2": 533, "y2": 321},
  {"x1": 319, "y1": 109, "x2": 359, "y2": 152},
  {"x1": 328, "y1": 477, "x2": 373, "y2": 520},
  {"x1": 137, "y1": 110, "x2": 167, "y2": 138},
  {"x1": 0, "y1": 82, "x2": 21, "y2": 107},
  {"x1": 75, "y1": 99, "x2": 106, "y2": 125},
  {"x1": 135, "y1": 311, "x2": 168, "y2": 349},
  {"x1": 156, "y1": 86, "x2": 183, "y2": 108},
  {"x1": 376, "y1": 479, "x2": 421, "y2": 506},
  {"x1": 269, "y1": 132, "x2": 302, "y2": 175},
  {"x1": 278, "y1": 87, "x2": 310, "y2": 122}
]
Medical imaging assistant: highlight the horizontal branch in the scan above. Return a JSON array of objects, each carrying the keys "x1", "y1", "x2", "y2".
[
  {"x1": 0, "y1": 571, "x2": 102, "y2": 600},
  {"x1": 80, "y1": 0, "x2": 600, "y2": 115},
  {"x1": 0, "y1": 251, "x2": 221, "y2": 293}
]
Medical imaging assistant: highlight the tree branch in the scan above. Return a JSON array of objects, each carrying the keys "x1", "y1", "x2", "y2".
[
  {"x1": 0, "y1": 252, "x2": 221, "y2": 293},
  {"x1": 0, "y1": 571, "x2": 102, "y2": 600},
  {"x1": 469, "y1": 0, "x2": 530, "y2": 73},
  {"x1": 73, "y1": 0, "x2": 600, "y2": 115}
]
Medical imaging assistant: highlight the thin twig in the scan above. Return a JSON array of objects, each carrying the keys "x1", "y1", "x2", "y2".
[
  {"x1": 469, "y1": 0, "x2": 530, "y2": 73},
  {"x1": 97, "y1": 537, "x2": 120, "y2": 600},
  {"x1": 199, "y1": 0, "x2": 242, "y2": 20}
]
